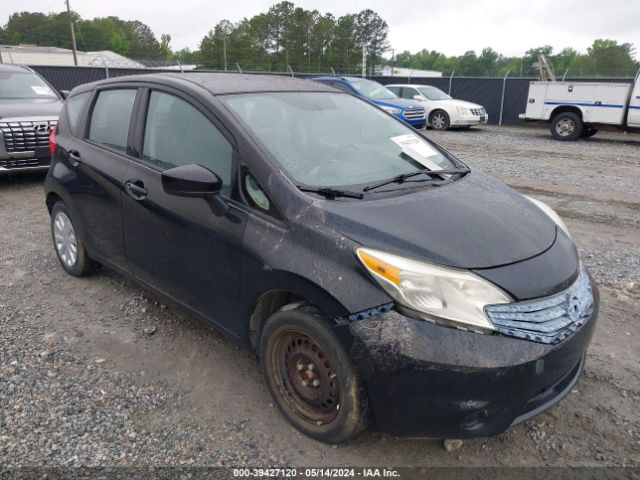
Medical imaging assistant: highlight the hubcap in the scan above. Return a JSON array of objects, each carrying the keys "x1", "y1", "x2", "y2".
[
  {"x1": 53, "y1": 211, "x2": 78, "y2": 268},
  {"x1": 556, "y1": 118, "x2": 575, "y2": 137},
  {"x1": 432, "y1": 113, "x2": 446, "y2": 129},
  {"x1": 271, "y1": 330, "x2": 340, "y2": 426}
]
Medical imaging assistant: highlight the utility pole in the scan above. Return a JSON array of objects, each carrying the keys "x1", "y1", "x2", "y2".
[
  {"x1": 361, "y1": 44, "x2": 366, "y2": 77},
  {"x1": 223, "y1": 35, "x2": 227, "y2": 71},
  {"x1": 65, "y1": 0, "x2": 78, "y2": 66}
]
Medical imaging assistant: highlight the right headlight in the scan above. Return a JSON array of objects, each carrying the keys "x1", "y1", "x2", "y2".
[
  {"x1": 525, "y1": 196, "x2": 571, "y2": 239},
  {"x1": 380, "y1": 105, "x2": 402, "y2": 115},
  {"x1": 455, "y1": 106, "x2": 472, "y2": 116},
  {"x1": 356, "y1": 248, "x2": 511, "y2": 332}
]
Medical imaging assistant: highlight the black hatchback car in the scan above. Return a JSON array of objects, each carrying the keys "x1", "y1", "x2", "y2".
[{"x1": 45, "y1": 73, "x2": 598, "y2": 443}]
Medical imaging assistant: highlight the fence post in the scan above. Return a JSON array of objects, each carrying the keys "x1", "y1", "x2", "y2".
[
  {"x1": 288, "y1": 65, "x2": 294, "y2": 78},
  {"x1": 177, "y1": 59, "x2": 184, "y2": 73},
  {"x1": 236, "y1": 63, "x2": 242, "y2": 74},
  {"x1": 448, "y1": 71, "x2": 455, "y2": 95},
  {"x1": 330, "y1": 67, "x2": 336, "y2": 77},
  {"x1": 102, "y1": 59, "x2": 109, "y2": 79},
  {"x1": 499, "y1": 70, "x2": 510, "y2": 126},
  {"x1": 562, "y1": 68, "x2": 568, "y2": 81}
]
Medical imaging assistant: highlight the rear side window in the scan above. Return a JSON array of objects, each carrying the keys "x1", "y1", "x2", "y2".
[
  {"x1": 88, "y1": 89, "x2": 137, "y2": 153},
  {"x1": 142, "y1": 91, "x2": 233, "y2": 196},
  {"x1": 65, "y1": 92, "x2": 90, "y2": 135}
]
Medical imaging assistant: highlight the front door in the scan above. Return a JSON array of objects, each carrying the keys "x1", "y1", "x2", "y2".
[{"x1": 121, "y1": 88, "x2": 247, "y2": 331}]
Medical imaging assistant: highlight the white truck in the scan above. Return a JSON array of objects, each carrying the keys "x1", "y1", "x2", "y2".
[{"x1": 520, "y1": 72, "x2": 640, "y2": 141}]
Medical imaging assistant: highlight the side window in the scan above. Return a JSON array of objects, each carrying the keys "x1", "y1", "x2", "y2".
[
  {"x1": 387, "y1": 86, "x2": 400, "y2": 96},
  {"x1": 244, "y1": 174, "x2": 270, "y2": 211},
  {"x1": 88, "y1": 89, "x2": 137, "y2": 153},
  {"x1": 65, "y1": 92, "x2": 90, "y2": 135},
  {"x1": 401, "y1": 88, "x2": 416, "y2": 99},
  {"x1": 142, "y1": 91, "x2": 233, "y2": 196}
]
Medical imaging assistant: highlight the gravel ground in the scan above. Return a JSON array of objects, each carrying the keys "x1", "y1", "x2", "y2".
[{"x1": 0, "y1": 125, "x2": 639, "y2": 472}]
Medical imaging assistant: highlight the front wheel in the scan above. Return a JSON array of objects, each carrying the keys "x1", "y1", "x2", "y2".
[
  {"x1": 429, "y1": 110, "x2": 450, "y2": 130},
  {"x1": 260, "y1": 303, "x2": 368, "y2": 443},
  {"x1": 551, "y1": 112, "x2": 583, "y2": 141}
]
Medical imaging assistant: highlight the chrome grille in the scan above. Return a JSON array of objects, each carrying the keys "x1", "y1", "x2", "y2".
[
  {"x1": 471, "y1": 107, "x2": 486, "y2": 116},
  {"x1": 0, "y1": 120, "x2": 57, "y2": 153},
  {"x1": 485, "y1": 266, "x2": 594, "y2": 345},
  {"x1": 403, "y1": 108, "x2": 425, "y2": 120}
]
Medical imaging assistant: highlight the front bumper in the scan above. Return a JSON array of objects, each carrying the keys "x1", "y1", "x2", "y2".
[
  {"x1": 451, "y1": 114, "x2": 489, "y2": 126},
  {"x1": 399, "y1": 115, "x2": 427, "y2": 129},
  {"x1": 347, "y1": 285, "x2": 598, "y2": 438}
]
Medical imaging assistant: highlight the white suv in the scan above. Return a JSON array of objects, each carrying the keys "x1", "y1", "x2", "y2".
[{"x1": 387, "y1": 84, "x2": 488, "y2": 131}]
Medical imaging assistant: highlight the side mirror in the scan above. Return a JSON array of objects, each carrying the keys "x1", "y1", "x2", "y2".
[
  {"x1": 60, "y1": 90, "x2": 70, "y2": 99},
  {"x1": 161, "y1": 164, "x2": 229, "y2": 216},
  {"x1": 413, "y1": 94, "x2": 424, "y2": 101}
]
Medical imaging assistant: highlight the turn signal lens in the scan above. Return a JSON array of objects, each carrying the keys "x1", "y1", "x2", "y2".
[{"x1": 49, "y1": 126, "x2": 57, "y2": 158}]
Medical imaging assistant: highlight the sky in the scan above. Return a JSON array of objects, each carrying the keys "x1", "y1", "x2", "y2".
[{"x1": 2, "y1": 0, "x2": 639, "y2": 59}]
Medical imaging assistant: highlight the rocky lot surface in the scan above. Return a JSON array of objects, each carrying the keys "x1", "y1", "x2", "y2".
[{"x1": 0, "y1": 125, "x2": 638, "y2": 471}]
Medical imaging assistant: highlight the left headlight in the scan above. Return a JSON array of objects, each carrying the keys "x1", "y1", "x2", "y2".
[
  {"x1": 380, "y1": 105, "x2": 402, "y2": 115},
  {"x1": 356, "y1": 248, "x2": 511, "y2": 332}
]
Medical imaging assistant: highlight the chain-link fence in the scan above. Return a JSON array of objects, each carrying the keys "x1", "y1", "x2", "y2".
[{"x1": 30, "y1": 64, "x2": 636, "y2": 126}]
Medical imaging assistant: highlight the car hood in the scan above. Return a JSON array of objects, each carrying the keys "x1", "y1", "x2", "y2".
[
  {"x1": 374, "y1": 98, "x2": 424, "y2": 110},
  {"x1": 321, "y1": 170, "x2": 557, "y2": 269},
  {"x1": 433, "y1": 98, "x2": 483, "y2": 110},
  {"x1": 0, "y1": 98, "x2": 63, "y2": 119}
]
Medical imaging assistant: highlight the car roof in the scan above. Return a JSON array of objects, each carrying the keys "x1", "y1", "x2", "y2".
[
  {"x1": 311, "y1": 76, "x2": 373, "y2": 83},
  {"x1": 0, "y1": 64, "x2": 33, "y2": 73},
  {"x1": 74, "y1": 72, "x2": 336, "y2": 96},
  {"x1": 386, "y1": 84, "x2": 422, "y2": 88}
]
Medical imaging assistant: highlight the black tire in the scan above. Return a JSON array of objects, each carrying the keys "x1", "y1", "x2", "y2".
[
  {"x1": 429, "y1": 110, "x2": 450, "y2": 131},
  {"x1": 259, "y1": 303, "x2": 368, "y2": 443},
  {"x1": 50, "y1": 202, "x2": 97, "y2": 277},
  {"x1": 550, "y1": 112, "x2": 583, "y2": 141},
  {"x1": 580, "y1": 127, "x2": 598, "y2": 138}
]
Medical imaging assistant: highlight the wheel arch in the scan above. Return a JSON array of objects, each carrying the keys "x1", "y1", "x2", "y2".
[
  {"x1": 549, "y1": 105, "x2": 584, "y2": 121},
  {"x1": 245, "y1": 274, "x2": 350, "y2": 352}
]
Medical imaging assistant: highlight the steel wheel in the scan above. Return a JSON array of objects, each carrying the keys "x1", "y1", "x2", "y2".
[
  {"x1": 53, "y1": 211, "x2": 78, "y2": 268},
  {"x1": 555, "y1": 118, "x2": 576, "y2": 137},
  {"x1": 269, "y1": 329, "x2": 341, "y2": 426}
]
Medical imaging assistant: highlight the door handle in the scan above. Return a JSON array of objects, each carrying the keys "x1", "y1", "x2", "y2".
[
  {"x1": 68, "y1": 150, "x2": 81, "y2": 167},
  {"x1": 125, "y1": 180, "x2": 148, "y2": 200}
]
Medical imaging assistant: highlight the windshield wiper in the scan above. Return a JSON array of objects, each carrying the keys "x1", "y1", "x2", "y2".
[
  {"x1": 362, "y1": 167, "x2": 469, "y2": 192},
  {"x1": 297, "y1": 186, "x2": 364, "y2": 199}
]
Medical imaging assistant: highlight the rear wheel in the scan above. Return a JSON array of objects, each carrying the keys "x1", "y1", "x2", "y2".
[
  {"x1": 430, "y1": 110, "x2": 450, "y2": 130},
  {"x1": 551, "y1": 112, "x2": 583, "y2": 141},
  {"x1": 51, "y1": 202, "x2": 97, "y2": 276},
  {"x1": 580, "y1": 127, "x2": 598, "y2": 138},
  {"x1": 260, "y1": 303, "x2": 368, "y2": 443}
]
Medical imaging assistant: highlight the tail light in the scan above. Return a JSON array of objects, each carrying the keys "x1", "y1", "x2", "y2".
[{"x1": 49, "y1": 126, "x2": 57, "y2": 158}]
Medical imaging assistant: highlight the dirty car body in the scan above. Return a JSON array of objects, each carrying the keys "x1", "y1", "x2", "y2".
[{"x1": 45, "y1": 73, "x2": 598, "y2": 440}]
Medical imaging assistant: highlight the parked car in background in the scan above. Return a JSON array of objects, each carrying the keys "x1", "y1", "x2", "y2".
[
  {"x1": 387, "y1": 84, "x2": 488, "y2": 131},
  {"x1": 46, "y1": 73, "x2": 597, "y2": 444},
  {"x1": 519, "y1": 72, "x2": 640, "y2": 140},
  {"x1": 311, "y1": 76, "x2": 426, "y2": 129},
  {"x1": 0, "y1": 64, "x2": 66, "y2": 175}
]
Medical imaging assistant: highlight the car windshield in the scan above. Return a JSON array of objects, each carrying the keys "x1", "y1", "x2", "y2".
[
  {"x1": 222, "y1": 92, "x2": 459, "y2": 189},
  {"x1": 349, "y1": 79, "x2": 397, "y2": 100},
  {"x1": 0, "y1": 72, "x2": 58, "y2": 100},
  {"x1": 417, "y1": 86, "x2": 451, "y2": 101}
]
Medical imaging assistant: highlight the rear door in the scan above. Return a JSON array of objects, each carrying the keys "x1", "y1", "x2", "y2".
[
  {"x1": 121, "y1": 87, "x2": 247, "y2": 331},
  {"x1": 59, "y1": 86, "x2": 140, "y2": 269},
  {"x1": 627, "y1": 77, "x2": 640, "y2": 127}
]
